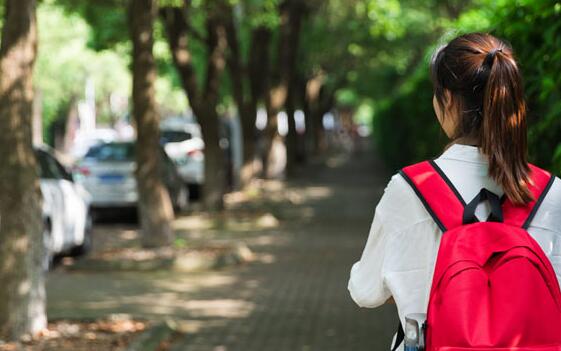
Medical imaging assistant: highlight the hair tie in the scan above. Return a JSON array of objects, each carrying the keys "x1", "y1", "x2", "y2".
[{"x1": 483, "y1": 48, "x2": 503, "y2": 67}]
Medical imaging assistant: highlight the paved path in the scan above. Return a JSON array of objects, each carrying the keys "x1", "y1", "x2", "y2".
[{"x1": 47, "y1": 150, "x2": 398, "y2": 350}]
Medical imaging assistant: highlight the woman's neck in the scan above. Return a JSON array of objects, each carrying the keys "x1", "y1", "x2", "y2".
[{"x1": 453, "y1": 136, "x2": 479, "y2": 147}]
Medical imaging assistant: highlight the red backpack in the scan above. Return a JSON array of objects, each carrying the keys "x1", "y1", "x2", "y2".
[{"x1": 396, "y1": 160, "x2": 561, "y2": 351}]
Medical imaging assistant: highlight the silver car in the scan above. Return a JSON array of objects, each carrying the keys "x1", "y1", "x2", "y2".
[
  {"x1": 75, "y1": 141, "x2": 188, "y2": 213},
  {"x1": 36, "y1": 147, "x2": 92, "y2": 267},
  {"x1": 160, "y1": 122, "x2": 205, "y2": 194}
]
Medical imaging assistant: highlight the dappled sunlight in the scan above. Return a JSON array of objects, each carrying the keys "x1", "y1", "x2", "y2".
[
  {"x1": 181, "y1": 299, "x2": 255, "y2": 319},
  {"x1": 173, "y1": 215, "x2": 215, "y2": 231},
  {"x1": 173, "y1": 210, "x2": 281, "y2": 235},
  {"x1": 75, "y1": 295, "x2": 255, "y2": 319},
  {"x1": 41, "y1": 148, "x2": 397, "y2": 349},
  {"x1": 302, "y1": 186, "x2": 333, "y2": 199},
  {"x1": 326, "y1": 154, "x2": 351, "y2": 168},
  {"x1": 119, "y1": 229, "x2": 139, "y2": 241},
  {"x1": 91, "y1": 225, "x2": 141, "y2": 254},
  {"x1": 254, "y1": 213, "x2": 280, "y2": 228},
  {"x1": 167, "y1": 319, "x2": 226, "y2": 334},
  {"x1": 252, "y1": 253, "x2": 277, "y2": 264},
  {"x1": 225, "y1": 179, "x2": 333, "y2": 208},
  {"x1": 297, "y1": 206, "x2": 317, "y2": 220},
  {"x1": 47, "y1": 270, "x2": 257, "y2": 322},
  {"x1": 244, "y1": 234, "x2": 290, "y2": 247},
  {"x1": 150, "y1": 273, "x2": 239, "y2": 292}
]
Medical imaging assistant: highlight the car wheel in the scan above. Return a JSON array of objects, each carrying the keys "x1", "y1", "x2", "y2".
[
  {"x1": 70, "y1": 212, "x2": 93, "y2": 257},
  {"x1": 42, "y1": 219, "x2": 54, "y2": 271},
  {"x1": 174, "y1": 185, "x2": 189, "y2": 214},
  {"x1": 188, "y1": 183, "x2": 201, "y2": 200}
]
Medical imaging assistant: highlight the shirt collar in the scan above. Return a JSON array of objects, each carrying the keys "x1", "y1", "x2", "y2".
[{"x1": 439, "y1": 143, "x2": 488, "y2": 164}]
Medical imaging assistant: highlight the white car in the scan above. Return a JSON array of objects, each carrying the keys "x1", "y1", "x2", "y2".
[
  {"x1": 160, "y1": 122, "x2": 205, "y2": 194},
  {"x1": 36, "y1": 146, "x2": 92, "y2": 267},
  {"x1": 69, "y1": 128, "x2": 119, "y2": 160},
  {"x1": 74, "y1": 141, "x2": 189, "y2": 211}
]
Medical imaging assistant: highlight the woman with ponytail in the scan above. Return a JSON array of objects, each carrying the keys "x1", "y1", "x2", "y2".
[{"x1": 348, "y1": 33, "x2": 561, "y2": 350}]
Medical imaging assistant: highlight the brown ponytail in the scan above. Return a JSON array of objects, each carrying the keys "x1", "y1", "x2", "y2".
[{"x1": 431, "y1": 33, "x2": 532, "y2": 205}]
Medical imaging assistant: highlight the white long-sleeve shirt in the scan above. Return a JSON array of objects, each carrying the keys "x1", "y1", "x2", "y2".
[{"x1": 348, "y1": 144, "x2": 561, "y2": 349}]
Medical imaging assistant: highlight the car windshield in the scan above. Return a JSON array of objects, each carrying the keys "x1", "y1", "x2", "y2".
[
  {"x1": 36, "y1": 150, "x2": 63, "y2": 179},
  {"x1": 84, "y1": 143, "x2": 135, "y2": 162},
  {"x1": 160, "y1": 130, "x2": 192, "y2": 144}
]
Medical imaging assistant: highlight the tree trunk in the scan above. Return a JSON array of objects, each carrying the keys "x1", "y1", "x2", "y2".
[
  {"x1": 311, "y1": 90, "x2": 334, "y2": 156},
  {"x1": 160, "y1": 2, "x2": 228, "y2": 211},
  {"x1": 295, "y1": 76, "x2": 308, "y2": 163},
  {"x1": 0, "y1": 0, "x2": 46, "y2": 340},
  {"x1": 225, "y1": 14, "x2": 270, "y2": 186},
  {"x1": 263, "y1": 0, "x2": 303, "y2": 177},
  {"x1": 198, "y1": 106, "x2": 225, "y2": 211},
  {"x1": 130, "y1": 0, "x2": 174, "y2": 248},
  {"x1": 32, "y1": 89, "x2": 42, "y2": 146},
  {"x1": 244, "y1": 28, "x2": 271, "y2": 182},
  {"x1": 285, "y1": 87, "x2": 298, "y2": 175},
  {"x1": 197, "y1": 5, "x2": 228, "y2": 210},
  {"x1": 239, "y1": 104, "x2": 256, "y2": 185},
  {"x1": 305, "y1": 72, "x2": 334, "y2": 156},
  {"x1": 262, "y1": 106, "x2": 280, "y2": 178}
]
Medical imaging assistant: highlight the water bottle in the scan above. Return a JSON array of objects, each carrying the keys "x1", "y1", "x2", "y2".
[{"x1": 404, "y1": 313, "x2": 426, "y2": 351}]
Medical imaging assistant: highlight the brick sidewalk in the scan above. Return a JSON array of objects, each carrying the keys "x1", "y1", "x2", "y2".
[
  {"x1": 170, "y1": 153, "x2": 398, "y2": 350},
  {"x1": 47, "y1": 151, "x2": 398, "y2": 350}
]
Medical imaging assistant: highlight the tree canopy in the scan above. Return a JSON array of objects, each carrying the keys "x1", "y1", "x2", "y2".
[{"x1": 20, "y1": 0, "x2": 561, "y2": 176}]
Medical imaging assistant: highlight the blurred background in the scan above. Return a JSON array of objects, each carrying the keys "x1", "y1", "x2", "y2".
[{"x1": 0, "y1": 0, "x2": 560, "y2": 350}]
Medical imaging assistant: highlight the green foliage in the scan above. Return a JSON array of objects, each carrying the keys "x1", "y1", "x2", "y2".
[
  {"x1": 52, "y1": 0, "x2": 189, "y2": 117},
  {"x1": 317, "y1": 0, "x2": 474, "y2": 169},
  {"x1": 55, "y1": 0, "x2": 129, "y2": 51},
  {"x1": 298, "y1": 0, "x2": 466, "y2": 125},
  {"x1": 22, "y1": 0, "x2": 561, "y2": 177},
  {"x1": 240, "y1": 0, "x2": 280, "y2": 28},
  {"x1": 370, "y1": 0, "x2": 561, "y2": 175},
  {"x1": 490, "y1": 0, "x2": 561, "y2": 174},
  {"x1": 372, "y1": 67, "x2": 447, "y2": 171},
  {"x1": 36, "y1": 2, "x2": 131, "y2": 143}
]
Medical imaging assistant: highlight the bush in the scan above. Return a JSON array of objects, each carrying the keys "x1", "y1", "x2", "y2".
[
  {"x1": 373, "y1": 1, "x2": 561, "y2": 176},
  {"x1": 372, "y1": 66, "x2": 447, "y2": 172}
]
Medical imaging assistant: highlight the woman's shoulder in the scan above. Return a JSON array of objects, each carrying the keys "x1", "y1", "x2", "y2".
[
  {"x1": 526, "y1": 175, "x2": 561, "y2": 237},
  {"x1": 539, "y1": 175, "x2": 561, "y2": 212},
  {"x1": 376, "y1": 171, "x2": 433, "y2": 229},
  {"x1": 379, "y1": 172, "x2": 415, "y2": 203}
]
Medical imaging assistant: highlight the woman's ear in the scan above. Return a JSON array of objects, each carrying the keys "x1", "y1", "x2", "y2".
[
  {"x1": 443, "y1": 89, "x2": 453, "y2": 113},
  {"x1": 437, "y1": 89, "x2": 459, "y2": 138}
]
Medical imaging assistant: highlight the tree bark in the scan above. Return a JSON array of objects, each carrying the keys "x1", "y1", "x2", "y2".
[
  {"x1": 32, "y1": 89, "x2": 42, "y2": 146},
  {"x1": 200, "y1": 5, "x2": 228, "y2": 210},
  {"x1": 160, "y1": 1, "x2": 228, "y2": 211},
  {"x1": 130, "y1": 0, "x2": 174, "y2": 248},
  {"x1": 245, "y1": 27, "x2": 272, "y2": 180},
  {"x1": 224, "y1": 12, "x2": 271, "y2": 186},
  {"x1": 284, "y1": 83, "x2": 298, "y2": 175},
  {"x1": 263, "y1": 0, "x2": 304, "y2": 177},
  {"x1": 305, "y1": 72, "x2": 336, "y2": 156},
  {"x1": 0, "y1": 0, "x2": 46, "y2": 340},
  {"x1": 197, "y1": 105, "x2": 225, "y2": 210},
  {"x1": 311, "y1": 88, "x2": 335, "y2": 155}
]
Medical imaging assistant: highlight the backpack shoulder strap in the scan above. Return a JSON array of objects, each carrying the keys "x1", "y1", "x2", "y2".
[
  {"x1": 400, "y1": 160, "x2": 465, "y2": 232},
  {"x1": 502, "y1": 164, "x2": 556, "y2": 229}
]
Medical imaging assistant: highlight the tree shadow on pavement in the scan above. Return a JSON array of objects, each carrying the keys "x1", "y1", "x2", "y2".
[{"x1": 47, "y1": 150, "x2": 398, "y2": 351}]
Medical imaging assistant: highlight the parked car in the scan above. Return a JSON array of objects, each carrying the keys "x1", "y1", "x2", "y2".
[
  {"x1": 74, "y1": 141, "x2": 188, "y2": 212},
  {"x1": 69, "y1": 128, "x2": 119, "y2": 160},
  {"x1": 160, "y1": 115, "x2": 243, "y2": 193},
  {"x1": 36, "y1": 146, "x2": 92, "y2": 268},
  {"x1": 160, "y1": 121, "x2": 205, "y2": 196}
]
